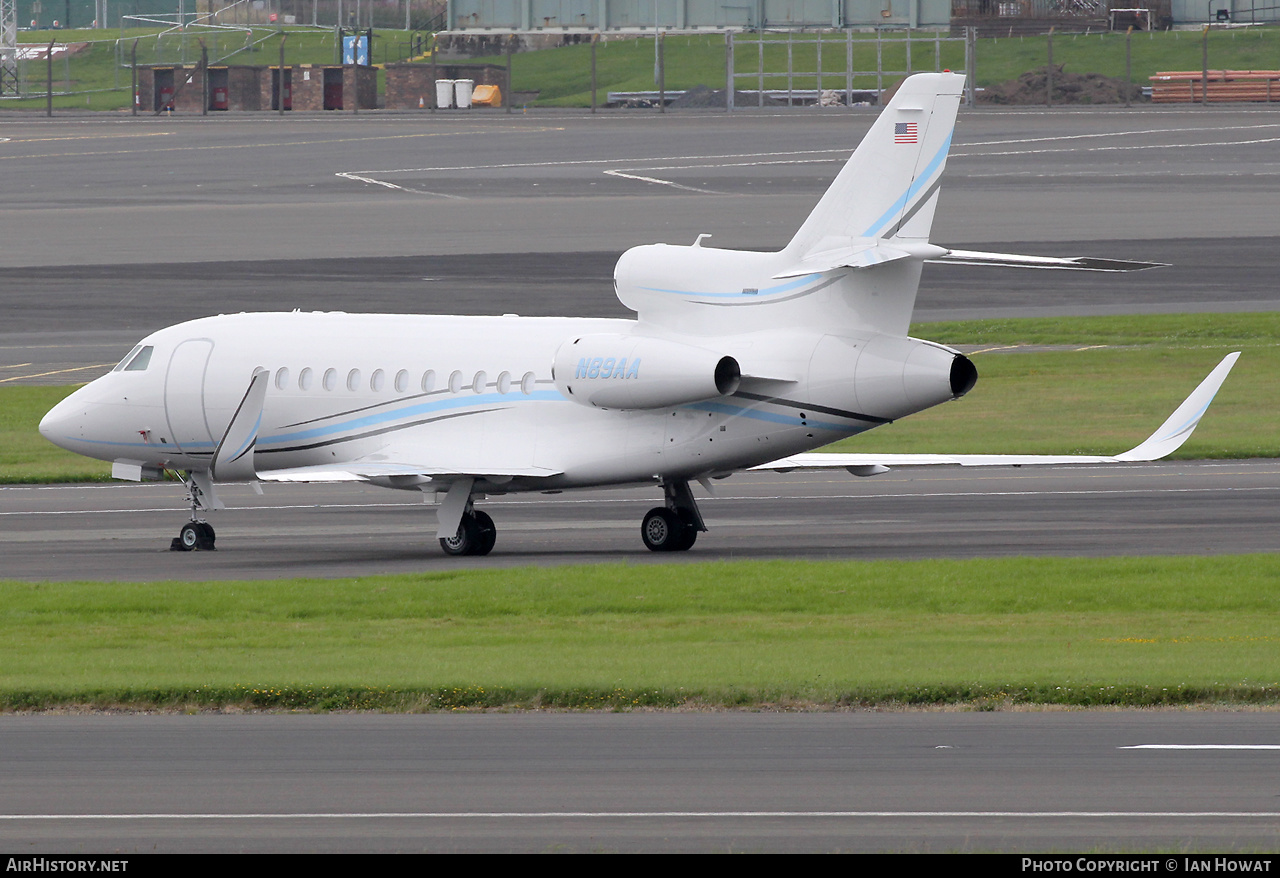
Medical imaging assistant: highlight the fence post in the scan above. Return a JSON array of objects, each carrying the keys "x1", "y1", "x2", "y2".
[
  {"x1": 815, "y1": 31, "x2": 822, "y2": 102},
  {"x1": 1046, "y1": 28, "x2": 1054, "y2": 108},
  {"x1": 1125, "y1": 26, "x2": 1132, "y2": 108},
  {"x1": 966, "y1": 26, "x2": 975, "y2": 107},
  {"x1": 505, "y1": 35, "x2": 513, "y2": 114},
  {"x1": 46, "y1": 40, "x2": 54, "y2": 117},
  {"x1": 279, "y1": 34, "x2": 286, "y2": 116},
  {"x1": 725, "y1": 31, "x2": 734, "y2": 113},
  {"x1": 591, "y1": 34, "x2": 597, "y2": 114},
  {"x1": 758, "y1": 32, "x2": 764, "y2": 108},
  {"x1": 131, "y1": 39, "x2": 138, "y2": 116},
  {"x1": 846, "y1": 29, "x2": 853, "y2": 106},
  {"x1": 658, "y1": 32, "x2": 665, "y2": 113},
  {"x1": 1201, "y1": 24, "x2": 1210, "y2": 105}
]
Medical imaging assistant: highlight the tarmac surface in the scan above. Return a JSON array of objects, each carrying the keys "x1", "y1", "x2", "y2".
[{"x1": 1, "y1": 105, "x2": 1278, "y2": 853}]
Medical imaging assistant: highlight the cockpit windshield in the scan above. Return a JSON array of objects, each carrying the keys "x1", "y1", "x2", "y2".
[{"x1": 112, "y1": 345, "x2": 154, "y2": 373}]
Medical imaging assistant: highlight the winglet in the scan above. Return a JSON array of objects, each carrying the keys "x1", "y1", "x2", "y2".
[{"x1": 1114, "y1": 352, "x2": 1239, "y2": 462}]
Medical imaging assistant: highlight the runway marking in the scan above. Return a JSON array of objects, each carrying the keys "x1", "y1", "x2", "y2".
[
  {"x1": 0, "y1": 132, "x2": 174, "y2": 144},
  {"x1": 0, "y1": 810, "x2": 1277, "y2": 820},
  {"x1": 601, "y1": 169, "x2": 721, "y2": 194},
  {"x1": 961, "y1": 123, "x2": 1280, "y2": 150},
  {"x1": 1120, "y1": 744, "x2": 1280, "y2": 750},
  {"x1": 953, "y1": 136, "x2": 1280, "y2": 159},
  {"x1": 0, "y1": 363, "x2": 113, "y2": 383},
  {"x1": 340, "y1": 148, "x2": 847, "y2": 195},
  {"x1": 334, "y1": 171, "x2": 467, "y2": 200},
  {"x1": 0, "y1": 128, "x2": 560, "y2": 161}
]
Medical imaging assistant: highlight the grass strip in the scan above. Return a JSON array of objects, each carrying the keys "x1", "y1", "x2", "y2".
[{"x1": 3, "y1": 556, "x2": 1279, "y2": 711}]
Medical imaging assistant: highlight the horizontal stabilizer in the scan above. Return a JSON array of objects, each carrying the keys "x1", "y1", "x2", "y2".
[
  {"x1": 773, "y1": 239, "x2": 948, "y2": 278},
  {"x1": 930, "y1": 249, "x2": 1167, "y2": 272},
  {"x1": 752, "y1": 353, "x2": 1238, "y2": 473}
]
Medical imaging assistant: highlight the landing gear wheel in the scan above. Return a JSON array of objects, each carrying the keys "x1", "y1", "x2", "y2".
[
  {"x1": 673, "y1": 509, "x2": 699, "y2": 551},
  {"x1": 172, "y1": 521, "x2": 216, "y2": 552},
  {"x1": 472, "y1": 510, "x2": 497, "y2": 557},
  {"x1": 642, "y1": 507, "x2": 694, "y2": 552},
  {"x1": 440, "y1": 514, "x2": 481, "y2": 556}
]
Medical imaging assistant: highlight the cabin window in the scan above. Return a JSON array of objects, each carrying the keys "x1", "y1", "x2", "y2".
[
  {"x1": 521, "y1": 371, "x2": 536, "y2": 394},
  {"x1": 448, "y1": 370, "x2": 463, "y2": 394},
  {"x1": 275, "y1": 367, "x2": 290, "y2": 390},
  {"x1": 472, "y1": 371, "x2": 487, "y2": 394},
  {"x1": 497, "y1": 371, "x2": 512, "y2": 394},
  {"x1": 421, "y1": 370, "x2": 436, "y2": 393},
  {"x1": 323, "y1": 368, "x2": 338, "y2": 391},
  {"x1": 346, "y1": 369, "x2": 361, "y2": 392},
  {"x1": 370, "y1": 369, "x2": 385, "y2": 392},
  {"x1": 117, "y1": 345, "x2": 154, "y2": 373},
  {"x1": 299, "y1": 368, "x2": 314, "y2": 391},
  {"x1": 394, "y1": 370, "x2": 410, "y2": 393}
]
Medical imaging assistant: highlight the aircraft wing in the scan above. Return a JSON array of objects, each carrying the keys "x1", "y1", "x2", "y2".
[
  {"x1": 257, "y1": 461, "x2": 562, "y2": 484},
  {"x1": 752, "y1": 352, "x2": 1239, "y2": 474}
]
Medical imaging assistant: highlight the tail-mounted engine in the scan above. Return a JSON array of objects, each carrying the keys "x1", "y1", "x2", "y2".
[{"x1": 553, "y1": 334, "x2": 741, "y2": 410}]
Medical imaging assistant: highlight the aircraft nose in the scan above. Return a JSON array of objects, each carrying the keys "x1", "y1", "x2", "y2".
[{"x1": 39, "y1": 392, "x2": 84, "y2": 450}]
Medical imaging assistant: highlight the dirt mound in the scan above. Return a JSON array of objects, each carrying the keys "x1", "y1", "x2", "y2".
[{"x1": 978, "y1": 65, "x2": 1145, "y2": 105}]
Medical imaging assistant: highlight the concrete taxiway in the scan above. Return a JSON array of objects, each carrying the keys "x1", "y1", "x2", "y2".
[{"x1": 2, "y1": 712, "x2": 1278, "y2": 853}]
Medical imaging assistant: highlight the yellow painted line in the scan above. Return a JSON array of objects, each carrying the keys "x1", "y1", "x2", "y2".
[
  {"x1": 0, "y1": 364, "x2": 113, "y2": 384},
  {"x1": 0, "y1": 132, "x2": 174, "y2": 144},
  {"x1": 0, "y1": 363, "x2": 34, "y2": 369}
]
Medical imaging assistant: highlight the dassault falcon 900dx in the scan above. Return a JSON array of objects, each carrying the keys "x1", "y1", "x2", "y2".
[{"x1": 39, "y1": 73, "x2": 1238, "y2": 555}]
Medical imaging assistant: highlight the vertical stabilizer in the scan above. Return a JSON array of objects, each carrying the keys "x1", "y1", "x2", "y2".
[{"x1": 785, "y1": 72, "x2": 965, "y2": 257}]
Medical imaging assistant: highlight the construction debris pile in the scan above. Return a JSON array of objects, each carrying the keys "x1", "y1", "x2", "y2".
[{"x1": 978, "y1": 65, "x2": 1145, "y2": 105}]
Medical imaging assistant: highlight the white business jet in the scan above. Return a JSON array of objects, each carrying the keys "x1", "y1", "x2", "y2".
[{"x1": 39, "y1": 72, "x2": 1238, "y2": 555}]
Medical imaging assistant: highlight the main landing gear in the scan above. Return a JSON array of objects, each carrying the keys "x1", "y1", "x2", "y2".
[
  {"x1": 641, "y1": 479, "x2": 706, "y2": 553},
  {"x1": 169, "y1": 470, "x2": 218, "y2": 552},
  {"x1": 439, "y1": 509, "x2": 497, "y2": 557}
]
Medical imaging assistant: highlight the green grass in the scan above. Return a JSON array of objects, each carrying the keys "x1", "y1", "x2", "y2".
[
  {"x1": 3, "y1": 557, "x2": 1279, "y2": 710},
  {"x1": 0, "y1": 386, "x2": 111, "y2": 483},
  {"x1": 5, "y1": 313, "x2": 1276, "y2": 483}
]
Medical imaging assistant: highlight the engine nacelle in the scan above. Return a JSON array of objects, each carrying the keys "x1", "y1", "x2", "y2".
[
  {"x1": 810, "y1": 334, "x2": 977, "y2": 422},
  {"x1": 553, "y1": 334, "x2": 741, "y2": 410}
]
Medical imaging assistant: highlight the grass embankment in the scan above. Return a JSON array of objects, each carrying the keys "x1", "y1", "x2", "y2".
[
  {"x1": 6, "y1": 313, "x2": 1274, "y2": 483},
  {"x1": 2, "y1": 557, "x2": 1278, "y2": 710}
]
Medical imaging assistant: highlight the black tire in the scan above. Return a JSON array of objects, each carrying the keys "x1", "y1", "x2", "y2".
[
  {"x1": 473, "y1": 510, "x2": 497, "y2": 556},
  {"x1": 673, "y1": 509, "x2": 699, "y2": 551},
  {"x1": 440, "y1": 514, "x2": 480, "y2": 556},
  {"x1": 195, "y1": 522, "x2": 216, "y2": 551},
  {"x1": 641, "y1": 507, "x2": 684, "y2": 552},
  {"x1": 178, "y1": 522, "x2": 200, "y2": 551}
]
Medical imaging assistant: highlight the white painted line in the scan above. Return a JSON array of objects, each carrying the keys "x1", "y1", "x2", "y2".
[{"x1": 1, "y1": 810, "x2": 1278, "y2": 821}]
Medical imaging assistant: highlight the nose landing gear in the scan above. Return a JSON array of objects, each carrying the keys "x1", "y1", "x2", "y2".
[{"x1": 169, "y1": 469, "x2": 220, "y2": 552}]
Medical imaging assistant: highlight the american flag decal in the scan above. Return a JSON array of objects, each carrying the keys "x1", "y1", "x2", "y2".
[{"x1": 894, "y1": 122, "x2": 918, "y2": 144}]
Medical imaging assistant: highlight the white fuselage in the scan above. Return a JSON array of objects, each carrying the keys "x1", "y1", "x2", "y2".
[{"x1": 41, "y1": 310, "x2": 944, "y2": 494}]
